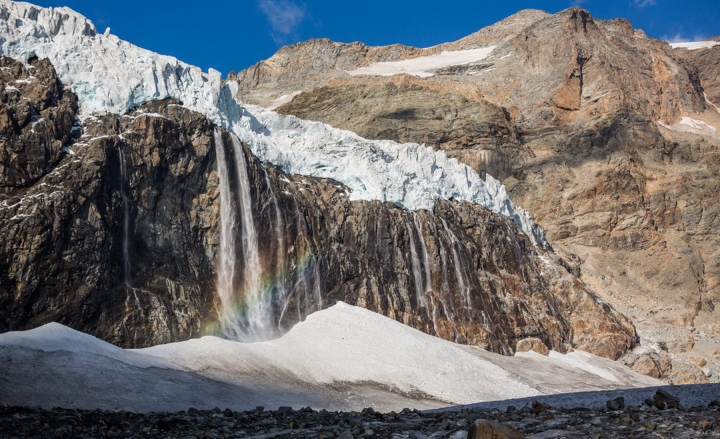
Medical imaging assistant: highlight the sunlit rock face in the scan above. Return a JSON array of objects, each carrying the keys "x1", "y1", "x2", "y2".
[
  {"x1": 0, "y1": 53, "x2": 636, "y2": 357},
  {"x1": 235, "y1": 6, "x2": 720, "y2": 381}
]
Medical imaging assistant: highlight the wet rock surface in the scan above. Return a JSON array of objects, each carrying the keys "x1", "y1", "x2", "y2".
[
  {"x1": 1, "y1": 392, "x2": 719, "y2": 439},
  {"x1": 0, "y1": 55, "x2": 636, "y2": 358}
]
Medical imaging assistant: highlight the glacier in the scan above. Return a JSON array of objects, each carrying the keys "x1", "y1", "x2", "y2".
[{"x1": 0, "y1": 1, "x2": 547, "y2": 247}]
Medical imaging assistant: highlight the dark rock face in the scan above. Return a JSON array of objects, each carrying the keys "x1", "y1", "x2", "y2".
[
  {"x1": 0, "y1": 83, "x2": 218, "y2": 346},
  {"x1": 0, "y1": 56, "x2": 636, "y2": 358},
  {"x1": 0, "y1": 56, "x2": 78, "y2": 188}
]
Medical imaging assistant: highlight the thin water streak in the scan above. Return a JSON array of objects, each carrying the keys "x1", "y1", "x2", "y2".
[{"x1": 117, "y1": 145, "x2": 141, "y2": 312}]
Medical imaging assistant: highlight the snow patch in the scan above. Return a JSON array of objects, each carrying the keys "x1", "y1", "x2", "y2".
[
  {"x1": 670, "y1": 41, "x2": 720, "y2": 50},
  {"x1": 266, "y1": 90, "x2": 302, "y2": 110},
  {"x1": 705, "y1": 92, "x2": 720, "y2": 114},
  {"x1": 659, "y1": 116, "x2": 717, "y2": 137},
  {"x1": 347, "y1": 47, "x2": 495, "y2": 78}
]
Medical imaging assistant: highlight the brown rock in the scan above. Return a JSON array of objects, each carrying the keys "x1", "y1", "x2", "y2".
[
  {"x1": 624, "y1": 351, "x2": 673, "y2": 379},
  {"x1": 467, "y1": 419, "x2": 526, "y2": 439},
  {"x1": 691, "y1": 357, "x2": 708, "y2": 367},
  {"x1": 516, "y1": 337, "x2": 550, "y2": 356}
]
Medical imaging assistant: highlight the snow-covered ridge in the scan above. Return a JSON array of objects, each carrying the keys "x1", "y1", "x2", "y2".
[
  {"x1": 669, "y1": 41, "x2": 720, "y2": 50},
  {"x1": 347, "y1": 46, "x2": 496, "y2": 78},
  {"x1": 0, "y1": 1, "x2": 546, "y2": 246}
]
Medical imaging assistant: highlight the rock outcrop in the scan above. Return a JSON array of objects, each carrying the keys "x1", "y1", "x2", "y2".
[
  {"x1": 233, "y1": 7, "x2": 720, "y2": 380},
  {"x1": 0, "y1": 55, "x2": 636, "y2": 358}
]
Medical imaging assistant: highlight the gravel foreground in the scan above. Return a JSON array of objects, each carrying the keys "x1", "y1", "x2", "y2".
[{"x1": 2, "y1": 387, "x2": 720, "y2": 439}]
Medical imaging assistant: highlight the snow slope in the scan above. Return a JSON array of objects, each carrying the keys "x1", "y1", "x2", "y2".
[
  {"x1": 0, "y1": 1, "x2": 546, "y2": 246},
  {"x1": 670, "y1": 41, "x2": 720, "y2": 50},
  {"x1": 347, "y1": 47, "x2": 495, "y2": 78},
  {"x1": 0, "y1": 303, "x2": 662, "y2": 413},
  {"x1": 659, "y1": 116, "x2": 717, "y2": 137}
]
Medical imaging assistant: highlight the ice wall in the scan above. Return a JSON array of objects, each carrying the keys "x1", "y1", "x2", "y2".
[{"x1": 0, "y1": 1, "x2": 547, "y2": 247}]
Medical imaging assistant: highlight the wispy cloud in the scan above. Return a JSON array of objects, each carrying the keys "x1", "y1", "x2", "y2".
[
  {"x1": 571, "y1": 0, "x2": 589, "y2": 6},
  {"x1": 633, "y1": 0, "x2": 657, "y2": 7},
  {"x1": 663, "y1": 33, "x2": 689, "y2": 43},
  {"x1": 258, "y1": 0, "x2": 306, "y2": 43},
  {"x1": 662, "y1": 32, "x2": 708, "y2": 43}
]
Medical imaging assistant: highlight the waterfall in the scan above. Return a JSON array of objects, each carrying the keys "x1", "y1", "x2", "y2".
[
  {"x1": 437, "y1": 235, "x2": 456, "y2": 318},
  {"x1": 413, "y1": 213, "x2": 433, "y2": 294},
  {"x1": 441, "y1": 219, "x2": 472, "y2": 315},
  {"x1": 214, "y1": 130, "x2": 275, "y2": 341},
  {"x1": 231, "y1": 135, "x2": 272, "y2": 341},
  {"x1": 295, "y1": 204, "x2": 322, "y2": 314},
  {"x1": 118, "y1": 146, "x2": 132, "y2": 289},
  {"x1": 405, "y1": 222, "x2": 426, "y2": 307},
  {"x1": 117, "y1": 145, "x2": 141, "y2": 311},
  {"x1": 262, "y1": 167, "x2": 289, "y2": 330},
  {"x1": 214, "y1": 129, "x2": 237, "y2": 332}
]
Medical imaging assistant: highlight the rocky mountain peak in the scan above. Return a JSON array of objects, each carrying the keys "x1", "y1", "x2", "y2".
[{"x1": 238, "y1": 7, "x2": 720, "y2": 383}]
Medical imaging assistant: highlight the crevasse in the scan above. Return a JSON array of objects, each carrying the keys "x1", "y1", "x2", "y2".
[{"x1": 0, "y1": 1, "x2": 547, "y2": 247}]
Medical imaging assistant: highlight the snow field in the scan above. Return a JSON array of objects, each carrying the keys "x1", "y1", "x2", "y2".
[
  {"x1": 0, "y1": 303, "x2": 662, "y2": 412},
  {"x1": 346, "y1": 47, "x2": 496, "y2": 78}
]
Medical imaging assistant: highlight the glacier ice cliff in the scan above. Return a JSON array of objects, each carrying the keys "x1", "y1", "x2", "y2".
[{"x1": 0, "y1": 0, "x2": 546, "y2": 247}]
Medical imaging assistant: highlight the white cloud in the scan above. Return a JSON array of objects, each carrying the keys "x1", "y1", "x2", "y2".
[
  {"x1": 258, "y1": 0, "x2": 306, "y2": 42},
  {"x1": 662, "y1": 33, "x2": 708, "y2": 44},
  {"x1": 571, "y1": 0, "x2": 589, "y2": 6},
  {"x1": 663, "y1": 33, "x2": 689, "y2": 43},
  {"x1": 633, "y1": 0, "x2": 657, "y2": 7}
]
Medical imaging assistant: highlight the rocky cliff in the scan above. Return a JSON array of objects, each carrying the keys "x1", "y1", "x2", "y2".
[
  {"x1": 0, "y1": 54, "x2": 637, "y2": 359},
  {"x1": 234, "y1": 7, "x2": 720, "y2": 382}
]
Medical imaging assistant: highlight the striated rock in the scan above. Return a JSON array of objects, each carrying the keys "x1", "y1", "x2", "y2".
[
  {"x1": 276, "y1": 75, "x2": 530, "y2": 180},
  {"x1": 235, "y1": 38, "x2": 430, "y2": 108}
]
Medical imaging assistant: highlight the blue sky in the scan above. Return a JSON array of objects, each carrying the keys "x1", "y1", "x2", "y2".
[{"x1": 28, "y1": 0, "x2": 720, "y2": 76}]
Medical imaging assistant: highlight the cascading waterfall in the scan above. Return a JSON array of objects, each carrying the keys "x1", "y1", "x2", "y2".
[
  {"x1": 262, "y1": 167, "x2": 289, "y2": 329},
  {"x1": 231, "y1": 135, "x2": 273, "y2": 341},
  {"x1": 214, "y1": 129, "x2": 238, "y2": 332},
  {"x1": 118, "y1": 147, "x2": 132, "y2": 288},
  {"x1": 292, "y1": 204, "x2": 322, "y2": 317},
  {"x1": 413, "y1": 213, "x2": 433, "y2": 301},
  {"x1": 441, "y1": 219, "x2": 472, "y2": 316},
  {"x1": 405, "y1": 222, "x2": 426, "y2": 307},
  {"x1": 117, "y1": 145, "x2": 141, "y2": 312},
  {"x1": 214, "y1": 129, "x2": 272, "y2": 341},
  {"x1": 436, "y1": 233, "x2": 459, "y2": 340}
]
